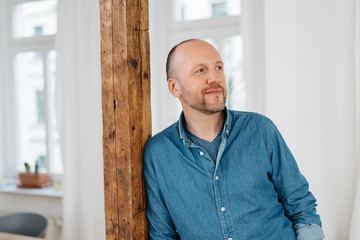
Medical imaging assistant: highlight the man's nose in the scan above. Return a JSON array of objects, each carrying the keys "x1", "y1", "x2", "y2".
[{"x1": 206, "y1": 70, "x2": 221, "y2": 84}]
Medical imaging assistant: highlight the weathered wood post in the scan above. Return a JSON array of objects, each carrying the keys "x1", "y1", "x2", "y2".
[{"x1": 99, "y1": 0, "x2": 151, "y2": 239}]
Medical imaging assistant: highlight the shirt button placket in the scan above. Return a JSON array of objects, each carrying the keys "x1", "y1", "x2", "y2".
[{"x1": 215, "y1": 170, "x2": 234, "y2": 240}]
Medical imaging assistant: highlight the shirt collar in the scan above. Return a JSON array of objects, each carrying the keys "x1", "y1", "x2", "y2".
[{"x1": 178, "y1": 107, "x2": 233, "y2": 146}]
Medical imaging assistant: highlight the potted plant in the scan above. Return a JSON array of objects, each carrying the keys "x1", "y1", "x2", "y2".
[{"x1": 18, "y1": 160, "x2": 50, "y2": 188}]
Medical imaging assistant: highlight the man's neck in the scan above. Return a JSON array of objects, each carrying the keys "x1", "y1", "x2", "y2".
[{"x1": 183, "y1": 109, "x2": 225, "y2": 142}]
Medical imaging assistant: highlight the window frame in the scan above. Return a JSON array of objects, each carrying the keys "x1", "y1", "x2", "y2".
[
  {"x1": 0, "y1": 0, "x2": 60, "y2": 177},
  {"x1": 167, "y1": 2, "x2": 242, "y2": 52}
]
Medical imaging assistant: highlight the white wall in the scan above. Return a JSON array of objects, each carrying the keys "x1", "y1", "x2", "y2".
[
  {"x1": 149, "y1": 0, "x2": 181, "y2": 134},
  {"x1": 0, "y1": 0, "x2": 18, "y2": 178},
  {"x1": 263, "y1": 0, "x2": 357, "y2": 239},
  {"x1": 297, "y1": 0, "x2": 357, "y2": 239},
  {"x1": 0, "y1": 0, "x2": 5, "y2": 178},
  {"x1": 296, "y1": 1, "x2": 340, "y2": 238},
  {"x1": 263, "y1": 0, "x2": 298, "y2": 154}
]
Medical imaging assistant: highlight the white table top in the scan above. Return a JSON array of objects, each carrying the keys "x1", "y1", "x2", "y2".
[{"x1": 0, "y1": 232, "x2": 43, "y2": 240}]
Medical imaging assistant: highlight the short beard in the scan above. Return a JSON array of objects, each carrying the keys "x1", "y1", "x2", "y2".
[
  {"x1": 195, "y1": 103, "x2": 225, "y2": 115},
  {"x1": 191, "y1": 85, "x2": 227, "y2": 115}
]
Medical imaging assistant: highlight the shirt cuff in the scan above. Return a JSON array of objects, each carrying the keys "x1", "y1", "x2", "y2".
[{"x1": 294, "y1": 223, "x2": 325, "y2": 240}]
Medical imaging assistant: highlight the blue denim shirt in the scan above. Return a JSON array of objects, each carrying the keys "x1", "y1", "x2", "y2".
[{"x1": 144, "y1": 110, "x2": 322, "y2": 240}]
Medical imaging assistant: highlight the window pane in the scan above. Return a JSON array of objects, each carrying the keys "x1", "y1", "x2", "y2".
[
  {"x1": 172, "y1": 0, "x2": 241, "y2": 22},
  {"x1": 47, "y1": 50, "x2": 63, "y2": 174},
  {"x1": 222, "y1": 35, "x2": 246, "y2": 110},
  {"x1": 13, "y1": 0, "x2": 57, "y2": 38},
  {"x1": 36, "y1": 90, "x2": 45, "y2": 124},
  {"x1": 15, "y1": 52, "x2": 47, "y2": 172}
]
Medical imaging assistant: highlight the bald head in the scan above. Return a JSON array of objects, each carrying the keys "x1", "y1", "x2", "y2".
[
  {"x1": 166, "y1": 39, "x2": 196, "y2": 81},
  {"x1": 166, "y1": 39, "x2": 227, "y2": 116},
  {"x1": 166, "y1": 39, "x2": 220, "y2": 81}
]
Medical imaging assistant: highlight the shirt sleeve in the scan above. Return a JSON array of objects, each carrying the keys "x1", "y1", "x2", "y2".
[
  {"x1": 267, "y1": 120, "x2": 323, "y2": 227},
  {"x1": 143, "y1": 144, "x2": 181, "y2": 240},
  {"x1": 294, "y1": 223, "x2": 325, "y2": 240}
]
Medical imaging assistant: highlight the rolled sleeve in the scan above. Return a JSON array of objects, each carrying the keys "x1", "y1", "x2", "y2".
[{"x1": 294, "y1": 223, "x2": 325, "y2": 240}]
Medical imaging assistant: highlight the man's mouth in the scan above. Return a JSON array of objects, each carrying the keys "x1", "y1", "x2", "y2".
[
  {"x1": 203, "y1": 84, "x2": 224, "y2": 95},
  {"x1": 204, "y1": 88, "x2": 222, "y2": 94}
]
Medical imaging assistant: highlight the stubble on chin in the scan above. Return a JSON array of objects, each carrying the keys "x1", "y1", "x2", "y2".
[
  {"x1": 190, "y1": 91, "x2": 225, "y2": 115},
  {"x1": 199, "y1": 94, "x2": 226, "y2": 115},
  {"x1": 185, "y1": 84, "x2": 227, "y2": 115},
  {"x1": 199, "y1": 84, "x2": 226, "y2": 115}
]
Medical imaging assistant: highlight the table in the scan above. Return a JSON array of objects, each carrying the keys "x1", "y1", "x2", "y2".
[{"x1": 0, "y1": 232, "x2": 43, "y2": 240}]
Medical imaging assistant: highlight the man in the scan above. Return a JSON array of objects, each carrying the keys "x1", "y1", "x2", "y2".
[{"x1": 143, "y1": 39, "x2": 324, "y2": 240}]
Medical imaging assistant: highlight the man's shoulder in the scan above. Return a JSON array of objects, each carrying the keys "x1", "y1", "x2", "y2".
[
  {"x1": 229, "y1": 110, "x2": 266, "y2": 118},
  {"x1": 229, "y1": 110, "x2": 274, "y2": 126},
  {"x1": 145, "y1": 121, "x2": 179, "y2": 150}
]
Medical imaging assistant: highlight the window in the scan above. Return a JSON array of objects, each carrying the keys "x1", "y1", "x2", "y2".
[
  {"x1": 169, "y1": 0, "x2": 245, "y2": 110},
  {"x1": 36, "y1": 90, "x2": 45, "y2": 124},
  {"x1": 172, "y1": 0, "x2": 241, "y2": 22},
  {"x1": 12, "y1": 0, "x2": 57, "y2": 38},
  {"x1": 212, "y1": 2, "x2": 227, "y2": 17},
  {"x1": 1, "y1": 0, "x2": 62, "y2": 176}
]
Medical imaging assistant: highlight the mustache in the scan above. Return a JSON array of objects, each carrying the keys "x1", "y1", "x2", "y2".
[{"x1": 201, "y1": 84, "x2": 225, "y2": 94}]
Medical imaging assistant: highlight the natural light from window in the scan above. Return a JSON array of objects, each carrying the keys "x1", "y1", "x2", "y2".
[
  {"x1": 11, "y1": 0, "x2": 62, "y2": 175},
  {"x1": 172, "y1": 0, "x2": 241, "y2": 22},
  {"x1": 13, "y1": 0, "x2": 57, "y2": 38}
]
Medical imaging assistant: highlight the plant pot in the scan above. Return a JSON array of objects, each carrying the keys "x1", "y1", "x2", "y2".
[{"x1": 18, "y1": 173, "x2": 50, "y2": 188}]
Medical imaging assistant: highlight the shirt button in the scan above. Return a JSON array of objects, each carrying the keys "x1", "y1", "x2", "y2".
[
  {"x1": 221, "y1": 207, "x2": 225, "y2": 212},
  {"x1": 215, "y1": 176, "x2": 219, "y2": 180},
  {"x1": 228, "y1": 238, "x2": 233, "y2": 240},
  {"x1": 199, "y1": 151, "x2": 204, "y2": 156},
  {"x1": 226, "y1": 130, "x2": 229, "y2": 135}
]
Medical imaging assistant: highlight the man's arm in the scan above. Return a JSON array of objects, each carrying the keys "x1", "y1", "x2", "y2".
[
  {"x1": 267, "y1": 121, "x2": 324, "y2": 239},
  {"x1": 143, "y1": 145, "x2": 180, "y2": 240}
]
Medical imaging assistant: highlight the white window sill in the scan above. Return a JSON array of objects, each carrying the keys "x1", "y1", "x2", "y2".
[{"x1": 0, "y1": 184, "x2": 62, "y2": 198}]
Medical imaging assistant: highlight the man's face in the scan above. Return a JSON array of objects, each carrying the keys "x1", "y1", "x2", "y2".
[{"x1": 170, "y1": 40, "x2": 227, "y2": 115}]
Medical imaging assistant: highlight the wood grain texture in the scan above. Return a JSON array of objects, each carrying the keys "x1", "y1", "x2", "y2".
[{"x1": 100, "y1": 0, "x2": 151, "y2": 239}]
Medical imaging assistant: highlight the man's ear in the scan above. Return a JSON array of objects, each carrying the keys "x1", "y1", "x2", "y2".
[{"x1": 168, "y1": 78, "x2": 181, "y2": 98}]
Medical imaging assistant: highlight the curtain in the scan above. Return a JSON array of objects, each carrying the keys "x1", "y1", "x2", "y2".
[
  {"x1": 350, "y1": 0, "x2": 360, "y2": 238},
  {"x1": 56, "y1": 0, "x2": 105, "y2": 239}
]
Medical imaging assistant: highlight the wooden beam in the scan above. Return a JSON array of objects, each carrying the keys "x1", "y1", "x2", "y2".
[{"x1": 99, "y1": 0, "x2": 151, "y2": 239}]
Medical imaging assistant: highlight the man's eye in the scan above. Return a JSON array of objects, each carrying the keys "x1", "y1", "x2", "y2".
[
  {"x1": 196, "y1": 69, "x2": 203, "y2": 73},
  {"x1": 216, "y1": 66, "x2": 223, "y2": 70}
]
